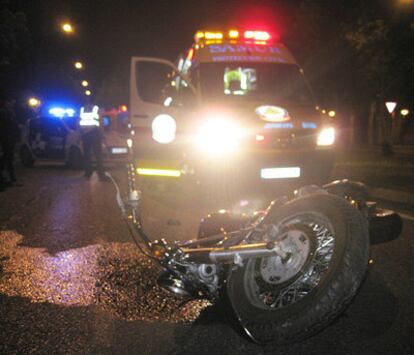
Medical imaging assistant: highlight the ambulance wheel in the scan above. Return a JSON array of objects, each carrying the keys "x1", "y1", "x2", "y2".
[
  {"x1": 20, "y1": 146, "x2": 34, "y2": 167},
  {"x1": 67, "y1": 147, "x2": 83, "y2": 169}
]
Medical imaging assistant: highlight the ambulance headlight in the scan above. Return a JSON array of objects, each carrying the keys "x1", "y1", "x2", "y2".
[
  {"x1": 152, "y1": 114, "x2": 176, "y2": 144},
  {"x1": 317, "y1": 127, "x2": 335, "y2": 146},
  {"x1": 196, "y1": 119, "x2": 241, "y2": 155}
]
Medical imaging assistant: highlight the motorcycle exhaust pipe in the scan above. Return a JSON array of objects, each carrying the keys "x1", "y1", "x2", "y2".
[{"x1": 181, "y1": 242, "x2": 285, "y2": 265}]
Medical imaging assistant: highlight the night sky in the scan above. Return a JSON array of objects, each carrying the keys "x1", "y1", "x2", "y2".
[{"x1": 10, "y1": 0, "x2": 299, "y2": 106}]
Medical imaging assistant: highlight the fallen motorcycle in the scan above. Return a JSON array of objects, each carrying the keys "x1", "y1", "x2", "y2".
[{"x1": 109, "y1": 162, "x2": 402, "y2": 346}]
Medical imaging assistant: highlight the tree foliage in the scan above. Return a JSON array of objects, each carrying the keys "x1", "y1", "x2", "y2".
[
  {"x1": 289, "y1": 0, "x2": 413, "y2": 107},
  {"x1": 0, "y1": 1, "x2": 31, "y2": 96},
  {"x1": 0, "y1": 1, "x2": 31, "y2": 66}
]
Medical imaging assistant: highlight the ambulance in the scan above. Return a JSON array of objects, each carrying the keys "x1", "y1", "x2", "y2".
[{"x1": 129, "y1": 29, "x2": 335, "y2": 185}]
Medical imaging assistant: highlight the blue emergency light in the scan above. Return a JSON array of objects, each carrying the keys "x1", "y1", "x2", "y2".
[{"x1": 48, "y1": 107, "x2": 76, "y2": 118}]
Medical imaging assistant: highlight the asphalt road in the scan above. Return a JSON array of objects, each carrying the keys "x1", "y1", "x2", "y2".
[{"x1": 0, "y1": 163, "x2": 413, "y2": 354}]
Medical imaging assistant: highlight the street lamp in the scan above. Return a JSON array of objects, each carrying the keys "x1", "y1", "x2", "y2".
[
  {"x1": 74, "y1": 61, "x2": 83, "y2": 70},
  {"x1": 85, "y1": 90, "x2": 92, "y2": 96},
  {"x1": 81, "y1": 80, "x2": 89, "y2": 87},
  {"x1": 61, "y1": 22, "x2": 74, "y2": 34},
  {"x1": 28, "y1": 97, "x2": 41, "y2": 108},
  {"x1": 401, "y1": 109, "x2": 410, "y2": 117}
]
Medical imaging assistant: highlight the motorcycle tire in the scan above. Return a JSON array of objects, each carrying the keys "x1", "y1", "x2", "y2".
[{"x1": 226, "y1": 193, "x2": 369, "y2": 346}]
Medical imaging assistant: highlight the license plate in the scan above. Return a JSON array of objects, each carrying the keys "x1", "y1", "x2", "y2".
[
  {"x1": 111, "y1": 147, "x2": 128, "y2": 154},
  {"x1": 260, "y1": 167, "x2": 301, "y2": 179}
]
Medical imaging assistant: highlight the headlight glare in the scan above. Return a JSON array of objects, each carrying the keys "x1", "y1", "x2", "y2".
[
  {"x1": 196, "y1": 119, "x2": 241, "y2": 155},
  {"x1": 317, "y1": 127, "x2": 335, "y2": 146},
  {"x1": 152, "y1": 114, "x2": 176, "y2": 144}
]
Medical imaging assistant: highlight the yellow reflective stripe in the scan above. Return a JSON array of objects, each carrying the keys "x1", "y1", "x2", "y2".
[{"x1": 136, "y1": 168, "x2": 181, "y2": 177}]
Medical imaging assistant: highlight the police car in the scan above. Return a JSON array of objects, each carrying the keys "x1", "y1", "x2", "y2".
[
  {"x1": 20, "y1": 106, "x2": 129, "y2": 168},
  {"x1": 129, "y1": 29, "x2": 335, "y2": 185},
  {"x1": 19, "y1": 107, "x2": 84, "y2": 168}
]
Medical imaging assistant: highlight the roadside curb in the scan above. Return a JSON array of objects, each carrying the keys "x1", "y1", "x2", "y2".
[{"x1": 370, "y1": 187, "x2": 414, "y2": 205}]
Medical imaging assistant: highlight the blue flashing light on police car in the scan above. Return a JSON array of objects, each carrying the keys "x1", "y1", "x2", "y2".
[{"x1": 48, "y1": 106, "x2": 77, "y2": 118}]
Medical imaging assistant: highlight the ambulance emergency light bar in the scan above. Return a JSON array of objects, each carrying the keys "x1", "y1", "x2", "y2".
[
  {"x1": 195, "y1": 29, "x2": 274, "y2": 43},
  {"x1": 48, "y1": 107, "x2": 76, "y2": 118}
]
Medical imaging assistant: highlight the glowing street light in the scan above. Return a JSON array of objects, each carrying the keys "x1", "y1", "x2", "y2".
[
  {"x1": 74, "y1": 61, "x2": 83, "y2": 69},
  {"x1": 401, "y1": 109, "x2": 410, "y2": 117},
  {"x1": 61, "y1": 22, "x2": 74, "y2": 34},
  {"x1": 28, "y1": 97, "x2": 41, "y2": 107},
  {"x1": 81, "y1": 80, "x2": 89, "y2": 87},
  {"x1": 85, "y1": 90, "x2": 92, "y2": 96},
  {"x1": 328, "y1": 110, "x2": 336, "y2": 118}
]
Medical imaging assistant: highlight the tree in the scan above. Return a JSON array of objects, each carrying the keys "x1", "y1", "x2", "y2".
[
  {"x1": 0, "y1": 1, "x2": 31, "y2": 95},
  {"x1": 289, "y1": 1, "x2": 414, "y2": 143}
]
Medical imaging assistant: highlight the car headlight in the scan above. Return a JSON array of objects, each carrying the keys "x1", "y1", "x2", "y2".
[
  {"x1": 196, "y1": 119, "x2": 241, "y2": 155},
  {"x1": 152, "y1": 114, "x2": 176, "y2": 144},
  {"x1": 317, "y1": 127, "x2": 335, "y2": 146}
]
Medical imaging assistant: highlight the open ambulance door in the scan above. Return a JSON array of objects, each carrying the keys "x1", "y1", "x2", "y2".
[{"x1": 129, "y1": 57, "x2": 197, "y2": 130}]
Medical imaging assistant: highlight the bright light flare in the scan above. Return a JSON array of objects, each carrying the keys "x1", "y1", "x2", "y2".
[
  {"x1": 152, "y1": 114, "x2": 176, "y2": 144},
  {"x1": 204, "y1": 32, "x2": 223, "y2": 40},
  {"x1": 49, "y1": 107, "x2": 75, "y2": 118},
  {"x1": 328, "y1": 110, "x2": 336, "y2": 118},
  {"x1": 61, "y1": 23, "x2": 74, "y2": 33},
  {"x1": 317, "y1": 127, "x2": 335, "y2": 146},
  {"x1": 401, "y1": 109, "x2": 410, "y2": 117},
  {"x1": 244, "y1": 30, "x2": 271, "y2": 41},
  {"x1": 74, "y1": 61, "x2": 83, "y2": 69},
  {"x1": 28, "y1": 97, "x2": 41, "y2": 107},
  {"x1": 81, "y1": 80, "x2": 89, "y2": 87},
  {"x1": 228, "y1": 30, "x2": 239, "y2": 38},
  {"x1": 261, "y1": 167, "x2": 300, "y2": 179},
  {"x1": 196, "y1": 118, "x2": 242, "y2": 155},
  {"x1": 85, "y1": 90, "x2": 91, "y2": 96}
]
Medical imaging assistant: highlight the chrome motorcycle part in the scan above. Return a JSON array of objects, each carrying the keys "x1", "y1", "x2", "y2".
[
  {"x1": 245, "y1": 217, "x2": 333, "y2": 309},
  {"x1": 198, "y1": 264, "x2": 217, "y2": 282},
  {"x1": 181, "y1": 242, "x2": 288, "y2": 265},
  {"x1": 259, "y1": 227, "x2": 313, "y2": 285},
  {"x1": 157, "y1": 271, "x2": 193, "y2": 297}
]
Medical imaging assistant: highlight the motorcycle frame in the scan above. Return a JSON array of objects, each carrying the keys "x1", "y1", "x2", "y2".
[
  {"x1": 122, "y1": 146, "x2": 384, "y2": 269},
  {"x1": 124, "y1": 151, "x2": 290, "y2": 268}
]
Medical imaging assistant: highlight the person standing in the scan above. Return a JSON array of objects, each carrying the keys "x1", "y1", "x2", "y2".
[
  {"x1": 0, "y1": 98, "x2": 20, "y2": 186},
  {"x1": 78, "y1": 103, "x2": 107, "y2": 180}
]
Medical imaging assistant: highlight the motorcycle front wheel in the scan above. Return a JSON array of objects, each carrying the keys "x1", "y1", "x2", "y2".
[{"x1": 226, "y1": 193, "x2": 369, "y2": 346}]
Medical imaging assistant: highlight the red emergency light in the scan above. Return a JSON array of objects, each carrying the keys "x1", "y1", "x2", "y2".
[
  {"x1": 244, "y1": 30, "x2": 271, "y2": 41},
  {"x1": 194, "y1": 29, "x2": 276, "y2": 44}
]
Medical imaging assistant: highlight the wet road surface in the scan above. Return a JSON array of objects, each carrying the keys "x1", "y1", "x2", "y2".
[{"x1": 0, "y1": 164, "x2": 413, "y2": 354}]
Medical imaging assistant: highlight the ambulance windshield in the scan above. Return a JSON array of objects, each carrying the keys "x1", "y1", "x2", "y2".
[{"x1": 200, "y1": 63, "x2": 313, "y2": 104}]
